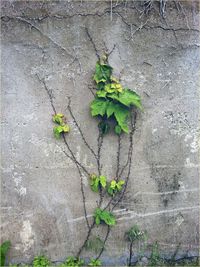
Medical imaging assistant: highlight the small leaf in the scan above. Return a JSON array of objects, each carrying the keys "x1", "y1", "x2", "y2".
[
  {"x1": 88, "y1": 259, "x2": 102, "y2": 266},
  {"x1": 52, "y1": 113, "x2": 64, "y2": 124},
  {"x1": 95, "y1": 215, "x2": 101, "y2": 225},
  {"x1": 115, "y1": 125, "x2": 122, "y2": 135},
  {"x1": 62, "y1": 124, "x2": 70, "y2": 133},
  {"x1": 110, "y1": 180, "x2": 116, "y2": 189},
  {"x1": 91, "y1": 178, "x2": 99, "y2": 192},
  {"x1": 116, "y1": 180, "x2": 125, "y2": 191},
  {"x1": 53, "y1": 125, "x2": 64, "y2": 139},
  {"x1": 99, "y1": 176, "x2": 107, "y2": 188},
  {"x1": 96, "y1": 90, "x2": 107, "y2": 98},
  {"x1": 105, "y1": 84, "x2": 116, "y2": 93}
]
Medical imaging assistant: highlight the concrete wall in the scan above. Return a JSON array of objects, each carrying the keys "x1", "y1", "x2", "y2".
[{"x1": 1, "y1": 0, "x2": 199, "y2": 265}]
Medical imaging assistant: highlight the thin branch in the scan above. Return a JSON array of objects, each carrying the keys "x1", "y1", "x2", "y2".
[
  {"x1": 76, "y1": 220, "x2": 95, "y2": 258},
  {"x1": 95, "y1": 226, "x2": 110, "y2": 260},
  {"x1": 116, "y1": 134, "x2": 121, "y2": 180},
  {"x1": 67, "y1": 97, "x2": 98, "y2": 160},
  {"x1": 62, "y1": 150, "x2": 90, "y2": 177},
  {"x1": 36, "y1": 74, "x2": 90, "y2": 230},
  {"x1": 62, "y1": 135, "x2": 90, "y2": 230},
  {"x1": 112, "y1": 112, "x2": 136, "y2": 211}
]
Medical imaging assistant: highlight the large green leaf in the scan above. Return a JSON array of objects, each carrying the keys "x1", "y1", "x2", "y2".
[
  {"x1": 108, "y1": 89, "x2": 142, "y2": 109},
  {"x1": 90, "y1": 98, "x2": 108, "y2": 117},
  {"x1": 100, "y1": 210, "x2": 116, "y2": 226},
  {"x1": 113, "y1": 105, "x2": 129, "y2": 133},
  {"x1": 106, "y1": 101, "x2": 116, "y2": 118}
]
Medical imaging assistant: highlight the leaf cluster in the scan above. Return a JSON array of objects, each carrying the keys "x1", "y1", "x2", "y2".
[
  {"x1": 94, "y1": 208, "x2": 116, "y2": 226},
  {"x1": 52, "y1": 113, "x2": 70, "y2": 138},
  {"x1": 0, "y1": 240, "x2": 11, "y2": 266},
  {"x1": 107, "y1": 180, "x2": 125, "y2": 196},
  {"x1": 90, "y1": 174, "x2": 106, "y2": 192},
  {"x1": 32, "y1": 256, "x2": 51, "y2": 267},
  {"x1": 59, "y1": 257, "x2": 84, "y2": 267},
  {"x1": 125, "y1": 225, "x2": 147, "y2": 243},
  {"x1": 90, "y1": 56, "x2": 142, "y2": 134},
  {"x1": 88, "y1": 259, "x2": 102, "y2": 266}
]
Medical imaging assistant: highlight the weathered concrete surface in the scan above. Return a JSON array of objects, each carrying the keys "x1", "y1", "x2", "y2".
[{"x1": 1, "y1": 0, "x2": 199, "y2": 265}]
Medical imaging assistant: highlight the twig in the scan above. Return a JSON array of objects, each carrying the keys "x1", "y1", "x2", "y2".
[
  {"x1": 67, "y1": 97, "x2": 98, "y2": 160},
  {"x1": 116, "y1": 134, "x2": 121, "y2": 180},
  {"x1": 36, "y1": 74, "x2": 90, "y2": 230},
  {"x1": 95, "y1": 226, "x2": 110, "y2": 260},
  {"x1": 112, "y1": 112, "x2": 136, "y2": 211},
  {"x1": 62, "y1": 150, "x2": 90, "y2": 177},
  {"x1": 76, "y1": 220, "x2": 96, "y2": 258},
  {"x1": 62, "y1": 135, "x2": 90, "y2": 230}
]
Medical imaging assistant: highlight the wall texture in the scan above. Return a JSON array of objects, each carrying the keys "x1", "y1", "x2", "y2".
[{"x1": 1, "y1": 0, "x2": 200, "y2": 265}]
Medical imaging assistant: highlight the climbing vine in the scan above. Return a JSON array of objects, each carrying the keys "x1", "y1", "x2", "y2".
[{"x1": 47, "y1": 54, "x2": 143, "y2": 265}]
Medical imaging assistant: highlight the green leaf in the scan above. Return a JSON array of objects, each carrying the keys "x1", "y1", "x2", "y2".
[
  {"x1": 100, "y1": 210, "x2": 116, "y2": 226},
  {"x1": 33, "y1": 256, "x2": 51, "y2": 267},
  {"x1": 108, "y1": 89, "x2": 142, "y2": 109},
  {"x1": 90, "y1": 177, "x2": 100, "y2": 192},
  {"x1": 105, "y1": 84, "x2": 116, "y2": 93},
  {"x1": 52, "y1": 113, "x2": 64, "y2": 124},
  {"x1": 90, "y1": 99, "x2": 108, "y2": 117},
  {"x1": 113, "y1": 105, "x2": 129, "y2": 133},
  {"x1": 88, "y1": 259, "x2": 102, "y2": 266},
  {"x1": 114, "y1": 125, "x2": 122, "y2": 135},
  {"x1": 106, "y1": 102, "x2": 116, "y2": 118},
  {"x1": 96, "y1": 90, "x2": 107, "y2": 98},
  {"x1": 94, "y1": 208, "x2": 116, "y2": 226},
  {"x1": 53, "y1": 125, "x2": 70, "y2": 139},
  {"x1": 95, "y1": 215, "x2": 101, "y2": 225},
  {"x1": 116, "y1": 180, "x2": 125, "y2": 191},
  {"x1": 0, "y1": 241, "x2": 11, "y2": 266},
  {"x1": 93, "y1": 63, "x2": 113, "y2": 84},
  {"x1": 110, "y1": 180, "x2": 116, "y2": 189},
  {"x1": 98, "y1": 121, "x2": 110, "y2": 135},
  {"x1": 107, "y1": 187, "x2": 114, "y2": 196},
  {"x1": 64, "y1": 257, "x2": 84, "y2": 267},
  {"x1": 62, "y1": 124, "x2": 70, "y2": 133},
  {"x1": 99, "y1": 176, "x2": 107, "y2": 188}
]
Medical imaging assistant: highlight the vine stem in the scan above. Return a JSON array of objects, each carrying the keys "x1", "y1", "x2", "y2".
[
  {"x1": 116, "y1": 134, "x2": 121, "y2": 180},
  {"x1": 36, "y1": 74, "x2": 91, "y2": 230},
  {"x1": 67, "y1": 97, "x2": 98, "y2": 161},
  {"x1": 95, "y1": 226, "x2": 110, "y2": 260},
  {"x1": 62, "y1": 135, "x2": 90, "y2": 229},
  {"x1": 112, "y1": 112, "x2": 136, "y2": 211}
]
